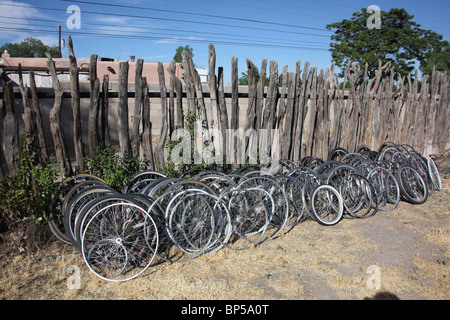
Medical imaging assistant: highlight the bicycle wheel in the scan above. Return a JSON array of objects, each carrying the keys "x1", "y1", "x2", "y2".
[
  {"x1": 81, "y1": 202, "x2": 159, "y2": 281},
  {"x1": 221, "y1": 187, "x2": 272, "y2": 250},
  {"x1": 396, "y1": 165, "x2": 428, "y2": 204},
  {"x1": 327, "y1": 147, "x2": 348, "y2": 162},
  {"x1": 409, "y1": 153, "x2": 434, "y2": 195},
  {"x1": 63, "y1": 185, "x2": 118, "y2": 248},
  {"x1": 427, "y1": 158, "x2": 442, "y2": 191},
  {"x1": 48, "y1": 174, "x2": 106, "y2": 244},
  {"x1": 309, "y1": 185, "x2": 344, "y2": 226},
  {"x1": 367, "y1": 167, "x2": 400, "y2": 212},
  {"x1": 340, "y1": 173, "x2": 378, "y2": 219},
  {"x1": 123, "y1": 170, "x2": 167, "y2": 193},
  {"x1": 237, "y1": 175, "x2": 289, "y2": 238},
  {"x1": 275, "y1": 175, "x2": 307, "y2": 226},
  {"x1": 164, "y1": 189, "x2": 230, "y2": 258}
]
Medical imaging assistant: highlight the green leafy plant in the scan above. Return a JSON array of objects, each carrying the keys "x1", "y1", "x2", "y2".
[
  {"x1": 84, "y1": 144, "x2": 145, "y2": 190},
  {"x1": 0, "y1": 138, "x2": 60, "y2": 225}
]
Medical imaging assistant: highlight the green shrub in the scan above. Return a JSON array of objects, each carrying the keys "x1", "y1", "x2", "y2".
[
  {"x1": 84, "y1": 144, "x2": 145, "y2": 190},
  {"x1": 0, "y1": 139, "x2": 60, "y2": 225}
]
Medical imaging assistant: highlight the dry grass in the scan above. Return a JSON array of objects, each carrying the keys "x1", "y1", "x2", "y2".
[{"x1": 1, "y1": 182, "x2": 449, "y2": 300}]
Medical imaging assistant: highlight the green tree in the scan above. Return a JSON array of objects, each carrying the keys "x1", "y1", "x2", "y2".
[
  {"x1": 420, "y1": 42, "x2": 450, "y2": 77},
  {"x1": 326, "y1": 8, "x2": 447, "y2": 78},
  {"x1": 0, "y1": 37, "x2": 60, "y2": 58},
  {"x1": 238, "y1": 65, "x2": 270, "y2": 86},
  {"x1": 173, "y1": 45, "x2": 194, "y2": 63}
]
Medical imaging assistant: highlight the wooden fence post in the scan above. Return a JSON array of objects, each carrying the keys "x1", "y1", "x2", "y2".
[
  {"x1": 88, "y1": 54, "x2": 99, "y2": 156},
  {"x1": 208, "y1": 44, "x2": 222, "y2": 159},
  {"x1": 18, "y1": 64, "x2": 35, "y2": 149},
  {"x1": 131, "y1": 58, "x2": 144, "y2": 158},
  {"x1": 168, "y1": 60, "x2": 175, "y2": 136},
  {"x1": 262, "y1": 60, "x2": 279, "y2": 158},
  {"x1": 155, "y1": 61, "x2": 168, "y2": 169},
  {"x1": 1, "y1": 77, "x2": 19, "y2": 175},
  {"x1": 231, "y1": 56, "x2": 239, "y2": 166},
  {"x1": 281, "y1": 72, "x2": 297, "y2": 160},
  {"x1": 217, "y1": 66, "x2": 229, "y2": 160},
  {"x1": 118, "y1": 61, "x2": 131, "y2": 159},
  {"x1": 28, "y1": 70, "x2": 48, "y2": 163},
  {"x1": 166, "y1": 62, "x2": 183, "y2": 129},
  {"x1": 294, "y1": 61, "x2": 309, "y2": 161},
  {"x1": 302, "y1": 67, "x2": 317, "y2": 157},
  {"x1": 102, "y1": 74, "x2": 110, "y2": 147},
  {"x1": 67, "y1": 36, "x2": 85, "y2": 172},
  {"x1": 46, "y1": 52, "x2": 72, "y2": 177},
  {"x1": 140, "y1": 77, "x2": 155, "y2": 170},
  {"x1": 244, "y1": 59, "x2": 257, "y2": 162}
]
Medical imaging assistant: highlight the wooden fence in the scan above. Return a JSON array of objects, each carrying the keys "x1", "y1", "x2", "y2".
[{"x1": 1, "y1": 40, "x2": 449, "y2": 178}]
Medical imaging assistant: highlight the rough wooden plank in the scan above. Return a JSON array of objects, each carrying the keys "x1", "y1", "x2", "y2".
[
  {"x1": 131, "y1": 58, "x2": 144, "y2": 158},
  {"x1": 1, "y1": 78, "x2": 19, "y2": 175},
  {"x1": 117, "y1": 61, "x2": 131, "y2": 158},
  {"x1": 18, "y1": 64, "x2": 35, "y2": 148},
  {"x1": 28, "y1": 70, "x2": 48, "y2": 163},
  {"x1": 46, "y1": 52, "x2": 72, "y2": 177},
  {"x1": 294, "y1": 61, "x2": 309, "y2": 160},
  {"x1": 244, "y1": 58, "x2": 257, "y2": 162},
  {"x1": 281, "y1": 72, "x2": 297, "y2": 160},
  {"x1": 102, "y1": 74, "x2": 110, "y2": 147},
  {"x1": 155, "y1": 61, "x2": 169, "y2": 168},
  {"x1": 88, "y1": 54, "x2": 99, "y2": 155},
  {"x1": 181, "y1": 53, "x2": 196, "y2": 115},
  {"x1": 67, "y1": 36, "x2": 85, "y2": 172},
  {"x1": 140, "y1": 77, "x2": 155, "y2": 170},
  {"x1": 168, "y1": 61, "x2": 175, "y2": 137},
  {"x1": 231, "y1": 56, "x2": 239, "y2": 165},
  {"x1": 302, "y1": 67, "x2": 317, "y2": 157},
  {"x1": 288, "y1": 61, "x2": 301, "y2": 161},
  {"x1": 217, "y1": 66, "x2": 229, "y2": 160},
  {"x1": 166, "y1": 62, "x2": 183, "y2": 129}
]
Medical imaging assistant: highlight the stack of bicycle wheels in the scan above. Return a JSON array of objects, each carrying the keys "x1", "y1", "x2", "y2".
[{"x1": 47, "y1": 142, "x2": 442, "y2": 281}]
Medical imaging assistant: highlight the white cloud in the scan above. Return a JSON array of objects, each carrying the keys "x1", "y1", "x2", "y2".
[{"x1": 0, "y1": 0, "x2": 56, "y2": 45}]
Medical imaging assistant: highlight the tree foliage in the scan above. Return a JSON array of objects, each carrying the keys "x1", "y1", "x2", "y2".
[
  {"x1": 326, "y1": 8, "x2": 447, "y2": 78},
  {"x1": 238, "y1": 65, "x2": 270, "y2": 86},
  {"x1": 173, "y1": 45, "x2": 194, "y2": 63},
  {"x1": 420, "y1": 43, "x2": 450, "y2": 77},
  {"x1": 0, "y1": 37, "x2": 60, "y2": 58}
]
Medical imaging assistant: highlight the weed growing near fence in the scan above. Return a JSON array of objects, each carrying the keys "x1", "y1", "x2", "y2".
[
  {"x1": 0, "y1": 138, "x2": 60, "y2": 227},
  {"x1": 84, "y1": 144, "x2": 145, "y2": 191}
]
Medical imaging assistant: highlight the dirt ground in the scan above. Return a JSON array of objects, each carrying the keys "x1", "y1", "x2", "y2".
[{"x1": 0, "y1": 178, "x2": 449, "y2": 301}]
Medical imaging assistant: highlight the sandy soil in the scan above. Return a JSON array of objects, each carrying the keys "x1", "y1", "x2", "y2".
[{"x1": 0, "y1": 179, "x2": 448, "y2": 301}]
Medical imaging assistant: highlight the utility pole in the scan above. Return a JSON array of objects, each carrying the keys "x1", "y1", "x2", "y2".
[{"x1": 59, "y1": 25, "x2": 62, "y2": 58}]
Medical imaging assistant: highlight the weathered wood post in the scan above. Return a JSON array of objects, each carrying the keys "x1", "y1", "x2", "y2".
[
  {"x1": 46, "y1": 52, "x2": 72, "y2": 177},
  {"x1": 244, "y1": 59, "x2": 257, "y2": 163},
  {"x1": 230, "y1": 56, "x2": 239, "y2": 166},
  {"x1": 18, "y1": 64, "x2": 36, "y2": 149},
  {"x1": 132, "y1": 58, "x2": 144, "y2": 158},
  {"x1": 67, "y1": 36, "x2": 85, "y2": 172},
  {"x1": 1, "y1": 73, "x2": 19, "y2": 175},
  {"x1": 118, "y1": 61, "x2": 131, "y2": 159},
  {"x1": 140, "y1": 77, "x2": 155, "y2": 170},
  {"x1": 166, "y1": 62, "x2": 183, "y2": 129},
  {"x1": 217, "y1": 66, "x2": 228, "y2": 161},
  {"x1": 29, "y1": 70, "x2": 48, "y2": 163},
  {"x1": 102, "y1": 74, "x2": 110, "y2": 147},
  {"x1": 155, "y1": 61, "x2": 168, "y2": 169},
  {"x1": 88, "y1": 54, "x2": 99, "y2": 156}
]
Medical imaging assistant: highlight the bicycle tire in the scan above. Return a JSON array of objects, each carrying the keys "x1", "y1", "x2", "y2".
[{"x1": 396, "y1": 165, "x2": 428, "y2": 204}]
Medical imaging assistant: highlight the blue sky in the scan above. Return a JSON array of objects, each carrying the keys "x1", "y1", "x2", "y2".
[{"x1": 1, "y1": 0, "x2": 449, "y2": 83}]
